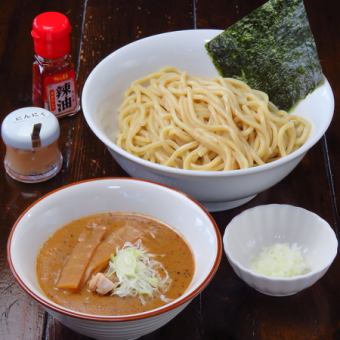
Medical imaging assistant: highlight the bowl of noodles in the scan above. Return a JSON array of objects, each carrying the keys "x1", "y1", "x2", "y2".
[{"x1": 82, "y1": 29, "x2": 334, "y2": 211}]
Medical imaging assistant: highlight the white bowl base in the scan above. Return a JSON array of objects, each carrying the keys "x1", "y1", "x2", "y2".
[
  {"x1": 202, "y1": 195, "x2": 256, "y2": 212},
  {"x1": 254, "y1": 288, "x2": 299, "y2": 297}
]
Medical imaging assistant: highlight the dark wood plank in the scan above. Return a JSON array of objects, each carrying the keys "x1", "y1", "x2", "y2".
[
  {"x1": 0, "y1": 1, "x2": 84, "y2": 339},
  {"x1": 196, "y1": 0, "x2": 340, "y2": 339},
  {"x1": 1, "y1": 0, "x2": 339, "y2": 339},
  {"x1": 307, "y1": 0, "x2": 340, "y2": 238}
]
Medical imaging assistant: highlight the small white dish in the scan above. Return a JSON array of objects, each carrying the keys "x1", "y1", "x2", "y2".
[
  {"x1": 223, "y1": 204, "x2": 338, "y2": 296},
  {"x1": 82, "y1": 29, "x2": 334, "y2": 212},
  {"x1": 7, "y1": 178, "x2": 222, "y2": 340}
]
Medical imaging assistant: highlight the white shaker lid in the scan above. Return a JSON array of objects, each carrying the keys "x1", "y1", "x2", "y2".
[{"x1": 1, "y1": 107, "x2": 60, "y2": 150}]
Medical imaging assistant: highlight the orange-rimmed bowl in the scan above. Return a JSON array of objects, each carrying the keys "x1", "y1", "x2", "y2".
[{"x1": 7, "y1": 178, "x2": 222, "y2": 340}]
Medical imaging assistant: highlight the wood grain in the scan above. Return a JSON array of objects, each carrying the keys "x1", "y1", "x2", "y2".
[
  {"x1": 0, "y1": 1, "x2": 84, "y2": 340},
  {"x1": 306, "y1": 0, "x2": 340, "y2": 239},
  {"x1": 0, "y1": 0, "x2": 339, "y2": 339}
]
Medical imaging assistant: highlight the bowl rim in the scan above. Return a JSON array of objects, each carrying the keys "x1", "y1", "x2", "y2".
[
  {"x1": 223, "y1": 204, "x2": 338, "y2": 282},
  {"x1": 82, "y1": 28, "x2": 334, "y2": 178},
  {"x1": 7, "y1": 177, "x2": 222, "y2": 322}
]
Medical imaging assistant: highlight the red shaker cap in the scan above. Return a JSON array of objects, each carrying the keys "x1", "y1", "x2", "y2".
[{"x1": 31, "y1": 12, "x2": 72, "y2": 59}]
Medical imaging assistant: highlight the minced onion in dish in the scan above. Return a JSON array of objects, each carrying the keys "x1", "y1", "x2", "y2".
[{"x1": 251, "y1": 243, "x2": 310, "y2": 278}]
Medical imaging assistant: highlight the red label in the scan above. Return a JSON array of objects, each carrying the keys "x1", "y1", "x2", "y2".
[{"x1": 43, "y1": 70, "x2": 77, "y2": 117}]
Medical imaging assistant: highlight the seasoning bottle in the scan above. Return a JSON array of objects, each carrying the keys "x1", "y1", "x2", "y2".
[
  {"x1": 31, "y1": 12, "x2": 80, "y2": 118},
  {"x1": 1, "y1": 107, "x2": 63, "y2": 183}
]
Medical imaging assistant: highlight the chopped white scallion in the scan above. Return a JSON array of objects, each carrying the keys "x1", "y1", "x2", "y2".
[{"x1": 105, "y1": 239, "x2": 172, "y2": 303}]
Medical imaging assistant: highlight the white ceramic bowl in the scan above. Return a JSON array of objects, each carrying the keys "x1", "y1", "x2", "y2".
[
  {"x1": 82, "y1": 29, "x2": 334, "y2": 212},
  {"x1": 223, "y1": 204, "x2": 338, "y2": 296},
  {"x1": 7, "y1": 178, "x2": 222, "y2": 340}
]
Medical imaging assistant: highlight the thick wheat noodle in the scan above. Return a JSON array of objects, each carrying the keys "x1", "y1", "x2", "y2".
[{"x1": 116, "y1": 67, "x2": 310, "y2": 171}]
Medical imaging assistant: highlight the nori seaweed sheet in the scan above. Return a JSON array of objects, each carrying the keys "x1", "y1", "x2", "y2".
[{"x1": 205, "y1": 0, "x2": 323, "y2": 111}]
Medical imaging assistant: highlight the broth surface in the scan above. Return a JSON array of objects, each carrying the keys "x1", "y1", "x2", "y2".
[{"x1": 36, "y1": 212, "x2": 195, "y2": 315}]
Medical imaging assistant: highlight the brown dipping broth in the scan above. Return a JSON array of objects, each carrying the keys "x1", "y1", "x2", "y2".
[{"x1": 36, "y1": 212, "x2": 195, "y2": 316}]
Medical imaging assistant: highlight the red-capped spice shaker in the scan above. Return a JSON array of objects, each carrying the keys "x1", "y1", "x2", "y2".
[{"x1": 31, "y1": 12, "x2": 80, "y2": 118}]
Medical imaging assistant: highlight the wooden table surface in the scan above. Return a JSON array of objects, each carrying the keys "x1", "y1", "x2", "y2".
[{"x1": 1, "y1": 1, "x2": 339, "y2": 339}]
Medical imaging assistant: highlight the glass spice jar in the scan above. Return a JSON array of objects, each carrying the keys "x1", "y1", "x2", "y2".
[
  {"x1": 1, "y1": 107, "x2": 63, "y2": 183},
  {"x1": 31, "y1": 12, "x2": 80, "y2": 118}
]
